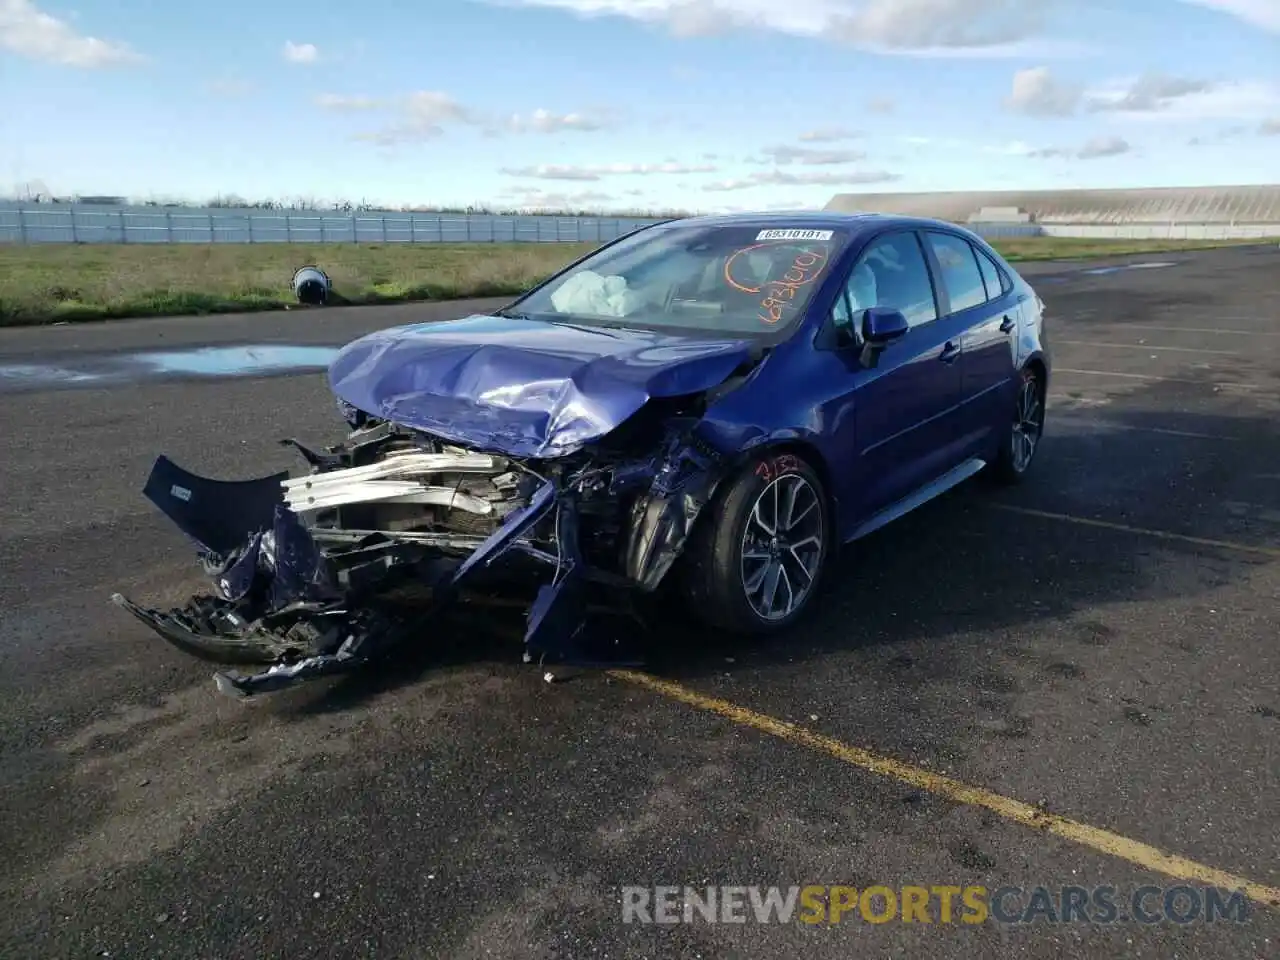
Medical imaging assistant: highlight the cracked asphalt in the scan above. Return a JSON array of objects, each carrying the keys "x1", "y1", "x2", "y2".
[{"x1": 1, "y1": 246, "x2": 1278, "y2": 958}]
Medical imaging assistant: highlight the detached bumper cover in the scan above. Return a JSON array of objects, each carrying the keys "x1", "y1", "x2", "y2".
[{"x1": 113, "y1": 428, "x2": 720, "y2": 697}]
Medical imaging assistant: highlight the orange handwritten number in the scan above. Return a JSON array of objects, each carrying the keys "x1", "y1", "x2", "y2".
[{"x1": 755, "y1": 454, "x2": 801, "y2": 480}]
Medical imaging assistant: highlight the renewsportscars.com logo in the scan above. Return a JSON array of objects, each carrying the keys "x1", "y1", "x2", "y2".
[{"x1": 620, "y1": 884, "x2": 1252, "y2": 926}]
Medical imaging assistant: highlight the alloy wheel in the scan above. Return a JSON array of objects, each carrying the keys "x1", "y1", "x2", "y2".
[
  {"x1": 1011, "y1": 373, "x2": 1044, "y2": 473},
  {"x1": 739, "y1": 473, "x2": 824, "y2": 621}
]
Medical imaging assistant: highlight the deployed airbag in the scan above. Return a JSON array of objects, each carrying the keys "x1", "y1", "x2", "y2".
[{"x1": 548, "y1": 271, "x2": 640, "y2": 318}]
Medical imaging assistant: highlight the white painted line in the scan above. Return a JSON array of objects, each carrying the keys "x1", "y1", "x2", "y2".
[
  {"x1": 1054, "y1": 368, "x2": 1262, "y2": 390},
  {"x1": 1047, "y1": 393, "x2": 1110, "y2": 408},
  {"x1": 1054, "y1": 339, "x2": 1239, "y2": 356},
  {"x1": 991, "y1": 504, "x2": 1280, "y2": 559},
  {"x1": 1108, "y1": 324, "x2": 1280, "y2": 338},
  {"x1": 1222, "y1": 500, "x2": 1280, "y2": 524},
  {"x1": 1050, "y1": 413, "x2": 1236, "y2": 441}
]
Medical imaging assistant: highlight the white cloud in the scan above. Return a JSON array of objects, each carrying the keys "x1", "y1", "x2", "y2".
[
  {"x1": 829, "y1": 0, "x2": 1054, "y2": 50},
  {"x1": 866, "y1": 96, "x2": 896, "y2": 114},
  {"x1": 1005, "y1": 68, "x2": 1280, "y2": 124},
  {"x1": 352, "y1": 91, "x2": 474, "y2": 143},
  {"x1": 983, "y1": 140, "x2": 1038, "y2": 155},
  {"x1": 478, "y1": 0, "x2": 1067, "y2": 56},
  {"x1": 500, "y1": 161, "x2": 720, "y2": 180},
  {"x1": 756, "y1": 144, "x2": 867, "y2": 164},
  {"x1": 703, "y1": 168, "x2": 900, "y2": 191},
  {"x1": 1186, "y1": 124, "x2": 1249, "y2": 145},
  {"x1": 1028, "y1": 135, "x2": 1132, "y2": 159},
  {"x1": 505, "y1": 108, "x2": 606, "y2": 133},
  {"x1": 797, "y1": 125, "x2": 864, "y2": 142},
  {"x1": 1178, "y1": 0, "x2": 1280, "y2": 32},
  {"x1": 1087, "y1": 77, "x2": 1280, "y2": 122},
  {"x1": 342, "y1": 93, "x2": 610, "y2": 144},
  {"x1": 1261, "y1": 118, "x2": 1280, "y2": 135},
  {"x1": 282, "y1": 40, "x2": 319, "y2": 64},
  {"x1": 315, "y1": 93, "x2": 384, "y2": 111},
  {"x1": 1086, "y1": 72, "x2": 1215, "y2": 113},
  {"x1": 1076, "y1": 135, "x2": 1132, "y2": 158},
  {"x1": 498, "y1": 185, "x2": 619, "y2": 208},
  {"x1": 1005, "y1": 66, "x2": 1080, "y2": 116},
  {"x1": 0, "y1": 0, "x2": 142, "y2": 66},
  {"x1": 764, "y1": 199, "x2": 821, "y2": 209}
]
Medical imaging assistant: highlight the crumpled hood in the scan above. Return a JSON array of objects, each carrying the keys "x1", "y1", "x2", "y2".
[{"x1": 327, "y1": 313, "x2": 755, "y2": 458}]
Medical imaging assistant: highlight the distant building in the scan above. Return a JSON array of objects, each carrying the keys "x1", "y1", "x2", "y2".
[
  {"x1": 77, "y1": 196, "x2": 128, "y2": 206},
  {"x1": 826, "y1": 184, "x2": 1280, "y2": 225}
]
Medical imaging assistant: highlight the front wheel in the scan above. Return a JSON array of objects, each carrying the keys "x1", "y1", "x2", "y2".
[
  {"x1": 990, "y1": 365, "x2": 1045, "y2": 485},
  {"x1": 681, "y1": 452, "x2": 831, "y2": 635}
]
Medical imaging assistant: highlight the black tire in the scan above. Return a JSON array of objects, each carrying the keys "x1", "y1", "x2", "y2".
[
  {"x1": 681, "y1": 451, "x2": 832, "y2": 635},
  {"x1": 990, "y1": 364, "x2": 1046, "y2": 485}
]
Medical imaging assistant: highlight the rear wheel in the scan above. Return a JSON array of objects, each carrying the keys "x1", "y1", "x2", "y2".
[
  {"x1": 682, "y1": 452, "x2": 831, "y2": 634},
  {"x1": 991, "y1": 365, "x2": 1045, "y2": 484}
]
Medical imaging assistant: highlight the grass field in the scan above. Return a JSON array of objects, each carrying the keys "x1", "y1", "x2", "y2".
[{"x1": 0, "y1": 236, "x2": 1267, "y2": 326}]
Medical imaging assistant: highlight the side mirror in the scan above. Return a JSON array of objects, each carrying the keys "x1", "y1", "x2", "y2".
[
  {"x1": 861, "y1": 307, "x2": 909, "y2": 344},
  {"x1": 858, "y1": 307, "x2": 909, "y2": 369}
]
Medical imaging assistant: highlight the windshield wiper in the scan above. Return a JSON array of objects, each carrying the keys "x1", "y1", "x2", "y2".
[
  {"x1": 547, "y1": 319, "x2": 626, "y2": 338},
  {"x1": 494, "y1": 308, "x2": 630, "y2": 339}
]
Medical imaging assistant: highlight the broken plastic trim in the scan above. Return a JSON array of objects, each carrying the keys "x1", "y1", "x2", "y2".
[{"x1": 114, "y1": 419, "x2": 725, "y2": 698}]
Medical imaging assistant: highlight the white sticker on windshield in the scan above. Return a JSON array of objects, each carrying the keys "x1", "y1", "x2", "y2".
[{"x1": 755, "y1": 229, "x2": 833, "y2": 241}]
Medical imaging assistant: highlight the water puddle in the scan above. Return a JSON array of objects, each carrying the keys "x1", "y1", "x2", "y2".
[
  {"x1": 0, "y1": 364, "x2": 107, "y2": 384},
  {"x1": 137, "y1": 345, "x2": 339, "y2": 376},
  {"x1": 0, "y1": 344, "x2": 340, "y2": 391}
]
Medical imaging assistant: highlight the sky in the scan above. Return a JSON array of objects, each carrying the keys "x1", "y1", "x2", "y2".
[{"x1": 1, "y1": 0, "x2": 1278, "y2": 213}]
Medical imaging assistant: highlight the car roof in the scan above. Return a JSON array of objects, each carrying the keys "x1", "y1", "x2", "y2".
[{"x1": 658, "y1": 210, "x2": 971, "y2": 237}]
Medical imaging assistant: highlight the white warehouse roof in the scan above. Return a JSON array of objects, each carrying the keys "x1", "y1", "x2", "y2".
[{"x1": 824, "y1": 185, "x2": 1280, "y2": 224}]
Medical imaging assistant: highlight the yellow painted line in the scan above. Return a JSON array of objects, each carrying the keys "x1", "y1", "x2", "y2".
[
  {"x1": 609, "y1": 668, "x2": 1280, "y2": 909},
  {"x1": 1055, "y1": 340, "x2": 1240, "y2": 356},
  {"x1": 1055, "y1": 367, "x2": 1261, "y2": 390},
  {"x1": 990, "y1": 504, "x2": 1280, "y2": 558}
]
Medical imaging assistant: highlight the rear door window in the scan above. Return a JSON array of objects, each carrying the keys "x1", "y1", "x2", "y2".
[{"x1": 924, "y1": 231, "x2": 987, "y2": 314}]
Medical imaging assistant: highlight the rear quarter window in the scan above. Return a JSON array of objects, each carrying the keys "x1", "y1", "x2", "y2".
[{"x1": 975, "y1": 244, "x2": 1014, "y2": 299}]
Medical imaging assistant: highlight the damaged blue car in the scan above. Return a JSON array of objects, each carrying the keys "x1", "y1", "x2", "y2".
[{"x1": 113, "y1": 212, "x2": 1051, "y2": 696}]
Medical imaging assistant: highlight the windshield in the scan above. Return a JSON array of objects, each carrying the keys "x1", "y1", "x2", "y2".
[{"x1": 507, "y1": 223, "x2": 851, "y2": 337}]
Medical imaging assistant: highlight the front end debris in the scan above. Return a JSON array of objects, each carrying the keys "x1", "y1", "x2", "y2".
[{"x1": 113, "y1": 413, "x2": 726, "y2": 697}]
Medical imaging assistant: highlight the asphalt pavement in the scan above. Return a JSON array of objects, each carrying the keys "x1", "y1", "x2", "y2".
[{"x1": 1, "y1": 247, "x2": 1278, "y2": 959}]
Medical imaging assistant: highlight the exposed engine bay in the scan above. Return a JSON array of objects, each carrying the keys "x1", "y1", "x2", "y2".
[{"x1": 112, "y1": 396, "x2": 731, "y2": 698}]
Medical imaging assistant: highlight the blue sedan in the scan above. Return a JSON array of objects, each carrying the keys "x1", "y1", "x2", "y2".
[{"x1": 115, "y1": 211, "x2": 1050, "y2": 696}]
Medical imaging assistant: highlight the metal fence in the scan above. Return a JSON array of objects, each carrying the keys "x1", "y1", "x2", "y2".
[
  {"x1": 4, "y1": 204, "x2": 1277, "y2": 245},
  {"x1": 0, "y1": 206, "x2": 668, "y2": 245}
]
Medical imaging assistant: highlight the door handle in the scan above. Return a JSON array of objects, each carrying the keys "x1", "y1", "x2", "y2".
[
  {"x1": 999, "y1": 315, "x2": 1016, "y2": 333},
  {"x1": 939, "y1": 341, "x2": 960, "y2": 364}
]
